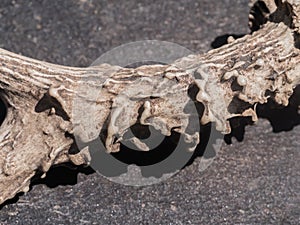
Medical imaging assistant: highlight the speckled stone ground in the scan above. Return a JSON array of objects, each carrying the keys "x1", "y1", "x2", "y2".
[{"x1": 0, "y1": 0, "x2": 299, "y2": 224}]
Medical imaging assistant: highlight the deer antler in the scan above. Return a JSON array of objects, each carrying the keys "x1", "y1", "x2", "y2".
[{"x1": 0, "y1": 0, "x2": 300, "y2": 204}]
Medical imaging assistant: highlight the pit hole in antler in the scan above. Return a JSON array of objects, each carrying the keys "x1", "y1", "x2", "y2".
[
  {"x1": 0, "y1": 93, "x2": 7, "y2": 127},
  {"x1": 294, "y1": 33, "x2": 300, "y2": 49},
  {"x1": 269, "y1": 0, "x2": 293, "y2": 27},
  {"x1": 249, "y1": 0, "x2": 270, "y2": 32},
  {"x1": 35, "y1": 93, "x2": 70, "y2": 121}
]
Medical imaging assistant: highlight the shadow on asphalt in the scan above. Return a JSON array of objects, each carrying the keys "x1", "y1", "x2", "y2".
[{"x1": 211, "y1": 33, "x2": 245, "y2": 48}]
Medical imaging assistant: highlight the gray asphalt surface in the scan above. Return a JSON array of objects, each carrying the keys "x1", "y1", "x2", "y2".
[{"x1": 0, "y1": 0, "x2": 299, "y2": 224}]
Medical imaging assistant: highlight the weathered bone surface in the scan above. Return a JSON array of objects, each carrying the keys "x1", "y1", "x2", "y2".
[{"x1": 1, "y1": 0, "x2": 300, "y2": 205}]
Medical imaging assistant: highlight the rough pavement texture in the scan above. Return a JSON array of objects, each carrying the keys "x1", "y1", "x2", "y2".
[{"x1": 0, "y1": 0, "x2": 299, "y2": 224}]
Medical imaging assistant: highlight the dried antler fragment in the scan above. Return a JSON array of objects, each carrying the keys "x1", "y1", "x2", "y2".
[{"x1": 0, "y1": 0, "x2": 300, "y2": 205}]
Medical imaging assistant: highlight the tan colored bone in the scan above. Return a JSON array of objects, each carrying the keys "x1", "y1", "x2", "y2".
[{"x1": 0, "y1": 0, "x2": 300, "y2": 205}]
